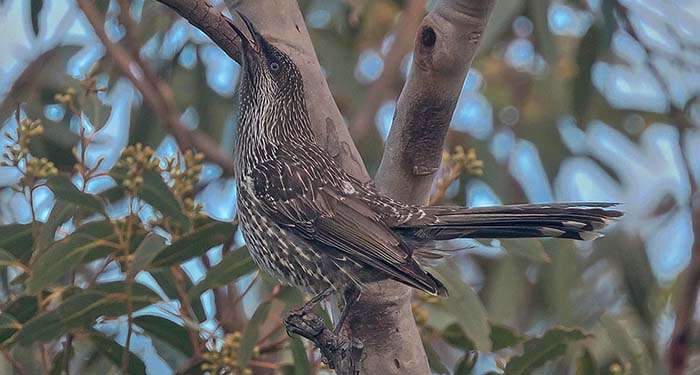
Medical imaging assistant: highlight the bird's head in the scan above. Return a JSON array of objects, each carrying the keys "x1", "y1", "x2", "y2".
[{"x1": 228, "y1": 13, "x2": 304, "y2": 108}]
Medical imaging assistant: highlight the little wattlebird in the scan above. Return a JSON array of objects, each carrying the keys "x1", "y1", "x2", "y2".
[{"x1": 228, "y1": 13, "x2": 622, "y2": 337}]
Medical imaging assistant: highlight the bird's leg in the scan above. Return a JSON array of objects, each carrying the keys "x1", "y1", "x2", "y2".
[{"x1": 334, "y1": 287, "x2": 361, "y2": 335}]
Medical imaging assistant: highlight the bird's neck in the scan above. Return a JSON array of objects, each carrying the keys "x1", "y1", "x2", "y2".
[{"x1": 235, "y1": 93, "x2": 315, "y2": 171}]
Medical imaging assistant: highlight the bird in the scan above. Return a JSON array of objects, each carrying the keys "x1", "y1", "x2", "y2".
[{"x1": 227, "y1": 13, "x2": 622, "y2": 333}]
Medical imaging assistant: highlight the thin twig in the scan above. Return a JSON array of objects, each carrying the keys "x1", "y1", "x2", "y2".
[{"x1": 75, "y1": 0, "x2": 236, "y2": 176}]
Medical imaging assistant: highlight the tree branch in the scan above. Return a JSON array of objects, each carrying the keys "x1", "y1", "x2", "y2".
[
  {"x1": 345, "y1": 1, "x2": 496, "y2": 374},
  {"x1": 150, "y1": 0, "x2": 495, "y2": 373}
]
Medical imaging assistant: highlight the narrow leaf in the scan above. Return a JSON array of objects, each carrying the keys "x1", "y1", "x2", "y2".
[
  {"x1": 47, "y1": 175, "x2": 106, "y2": 215},
  {"x1": 128, "y1": 234, "x2": 166, "y2": 279},
  {"x1": 35, "y1": 200, "x2": 75, "y2": 254},
  {"x1": 0, "y1": 249, "x2": 25, "y2": 270},
  {"x1": 454, "y1": 351, "x2": 478, "y2": 375},
  {"x1": 140, "y1": 169, "x2": 190, "y2": 229},
  {"x1": 0, "y1": 296, "x2": 38, "y2": 343},
  {"x1": 30, "y1": 0, "x2": 43, "y2": 36},
  {"x1": 150, "y1": 268, "x2": 206, "y2": 322},
  {"x1": 238, "y1": 301, "x2": 272, "y2": 369},
  {"x1": 442, "y1": 323, "x2": 475, "y2": 351},
  {"x1": 133, "y1": 315, "x2": 193, "y2": 357},
  {"x1": 601, "y1": 314, "x2": 652, "y2": 375},
  {"x1": 491, "y1": 324, "x2": 525, "y2": 351},
  {"x1": 89, "y1": 331, "x2": 146, "y2": 375},
  {"x1": 504, "y1": 327, "x2": 589, "y2": 375},
  {"x1": 575, "y1": 348, "x2": 597, "y2": 375},
  {"x1": 436, "y1": 266, "x2": 491, "y2": 351},
  {"x1": 423, "y1": 339, "x2": 449, "y2": 374},
  {"x1": 150, "y1": 221, "x2": 236, "y2": 267},
  {"x1": 27, "y1": 220, "x2": 116, "y2": 294},
  {"x1": 0, "y1": 224, "x2": 33, "y2": 262},
  {"x1": 500, "y1": 239, "x2": 550, "y2": 263},
  {"x1": 187, "y1": 247, "x2": 255, "y2": 300},
  {"x1": 290, "y1": 336, "x2": 311, "y2": 375},
  {"x1": 15, "y1": 283, "x2": 160, "y2": 344}
]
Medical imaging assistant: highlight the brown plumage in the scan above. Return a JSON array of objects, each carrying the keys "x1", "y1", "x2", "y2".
[{"x1": 229, "y1": 14, "x2": 622, "y2": 319}]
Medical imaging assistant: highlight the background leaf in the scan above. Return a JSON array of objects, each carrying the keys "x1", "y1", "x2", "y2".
[
  {"x1": 149, "y1": 221, "x2": 236, "y2": 267},
  {"x1": 238, "y1": 301, "x2": 271, "y2": 369},
  {"x1": 437, "y1": 266, "x2": 491, "y2": 351},
  {"x1": 504, "y1": 327, "x2": 589, "y2": 375}
]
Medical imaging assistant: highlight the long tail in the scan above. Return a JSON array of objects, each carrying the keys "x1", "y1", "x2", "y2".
[{"x1": 402, "y1": 203, "x2": 623, "y2": 241}]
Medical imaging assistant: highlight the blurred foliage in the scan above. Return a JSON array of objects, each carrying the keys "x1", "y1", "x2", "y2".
[{"x1": 0, "y1": 0, "x2": 698, "y2": 374}]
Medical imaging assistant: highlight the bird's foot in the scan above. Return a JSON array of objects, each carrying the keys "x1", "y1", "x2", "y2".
[{"x1": 283, "y1": 308, "x2": 363, "y2": 375}]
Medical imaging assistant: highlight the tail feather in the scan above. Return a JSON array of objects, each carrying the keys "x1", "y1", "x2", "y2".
[{"x1": 404, "y1": 203, "x2": 622, "y2": 241}]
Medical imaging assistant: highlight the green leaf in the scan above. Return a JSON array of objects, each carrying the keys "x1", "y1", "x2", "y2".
[
  {"x1": 187, "y1": 247, "x2": 255, "y2": 300},
  {"x1": 576, "y1": 348, "x2": 597, "y2": 375},
  {"x1": 142, "y1": 169, "x2": 190, "y2": 228},
  {"x1": 0, "y1": 296, "x2": 38, "y2": 343},
  {"x1": 14, "y1": 282, "x2": 160, "y2": 344},
  {"x1": 35, "y1": 200, "x2": 75, "y2": 254},
  {"x1": 128, "y1": 234, "x2": 166, "y2": 279},
  {"x1": 133, "y1": 315, "x2": 193, "y2": 357},
  {"x1": 110, "y1": 167, "x2": 190, "y2": 228},
  {"x1": 238, "y1": 301, "x2": 272, "y2": 369},
  {"x1": 500, "y1": 239, "x2": 550, "y2": 263},
  {"x1": 454, "y1": 351, "x2": 478, "y2": 375},
  {"x1": 150, "y1": 268, "x2": 206, "y2": 322},
  {"x1": 442, "y1": 323, "x2": 475, "y2": 351},
  {"x1": 27, "y1": 220, "x2": 116, "y2": 294},
  {"x1": 49, "y1": 349, "x2": 69, "y2": 375},
  {"x1": 423, "y1": 339, "x2": 449, "y2": 374},
  {"x1": 0, "y1": 224, "x2": 34, "y2": 262},
  {"x1": 290, "y1": 336, "x2": 311, "y2": 375},
  {"x1": 88, "y1": 331, "x2": 146, "y2": 375},
  {"x1": 491, "y1": 324, "x2": 525, "y2": 351},
  {"x1": 47, "y1": 175, "x2": 106, "y2": 216},
  {"x1": 0, "y1": 313, "x2": 18, "y2": 330},
  {"x1": 504, "y1": 327, "x2": 589, "y2": 375},
  {"x1": 30, "y1": 0, "x2": 43, "y2": 36},
  {"x1": 601, "y1": 315, "x2": 652, "y2": 375},
  {"x1": 0, "y1": 249, "x2": 25, "y2": 270},
  {"x1": 150, "y1": 220, "x2": 236, "y2": 267},
  {"x1": 436, "y1": 266, "x2": 491, "y2": 351}
]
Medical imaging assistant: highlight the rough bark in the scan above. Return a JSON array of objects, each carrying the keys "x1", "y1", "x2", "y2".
[{"x1": 155, "y1": 0, "x2": 496, "y2": 373}]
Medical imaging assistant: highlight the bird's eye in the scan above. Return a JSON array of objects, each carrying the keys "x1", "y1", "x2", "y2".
[{"x1": 270, "y1": 62, "x2": 280, "y2": 71}]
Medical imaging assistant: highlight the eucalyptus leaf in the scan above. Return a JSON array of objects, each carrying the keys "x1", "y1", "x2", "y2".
[
  {"x1": 127, "y1": 234, "x2": 166, "y2": 279},
  {"x1": 238, "y1": 301, "x2": 272, "y2": 369},
  {"x1": 89, "y1": 331, "x2": 147, "y2": 375},
  {"x1": 504, "y1": 327, "x2": 589, "y2": 375},
  {"x1": 133, "y1": 315, "x2": 193, "y2": 357},
  {"x1": 0, "y1": 224, "x2": 34, "y2": 262},
  {"x1": 601, "y1": 314, "x2": 652, "y2": 375},
  {"x1": 47, "y1": 174, "x2": 106, "y2": 216},
  {"x1": 27, "y1": 220, "x2": 116, "y2": 294},
  {"x1": 187, "y1": 246, "x2": 255, "y2": 300},
  {"x1": 150, "y1": 220, "x2": 236, "y2": 267},
  {"x1": 290, "y1": 336, "x2": 311, "y2": 375},
  {"x1": 435, "y1": 266, "x2": 491, "y2": 351}
]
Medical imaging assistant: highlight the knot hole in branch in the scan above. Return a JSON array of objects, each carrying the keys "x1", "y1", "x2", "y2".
[{"x1": 420, "y1": 26, "x2": 436, "y2": 50}]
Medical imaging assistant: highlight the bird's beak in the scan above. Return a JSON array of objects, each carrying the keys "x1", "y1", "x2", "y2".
[{"x1": 227, "y1": 11, "x2": 262, "y2": 56}]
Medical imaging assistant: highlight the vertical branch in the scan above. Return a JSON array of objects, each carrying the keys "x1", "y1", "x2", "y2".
[{"x1": 347, "y1": 1, "x2": 496, "y2": 374}]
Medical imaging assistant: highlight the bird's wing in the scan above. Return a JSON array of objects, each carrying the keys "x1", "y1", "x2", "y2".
[{"x1": 250, "y1": 157, "x2": 446, "y2": 296}]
